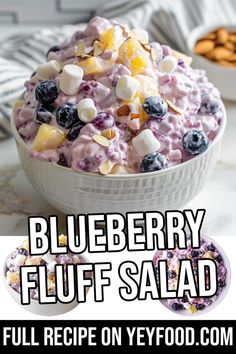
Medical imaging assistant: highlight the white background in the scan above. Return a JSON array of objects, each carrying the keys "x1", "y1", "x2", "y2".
[{"x1": 0, "y1": 235, "x2": 235, "y2": 320}]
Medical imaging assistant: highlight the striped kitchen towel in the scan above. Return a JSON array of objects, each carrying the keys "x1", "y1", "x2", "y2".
[{"x1": 1, "y1": 0, "x2": 235, "y2": 139}]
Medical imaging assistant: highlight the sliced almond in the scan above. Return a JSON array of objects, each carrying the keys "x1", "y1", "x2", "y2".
[
  {"x1": 140, "y1": 42, "x2": 151, "y2": 52},
  {"x1": 101, "y1": 129, "x2": 116, "y2": 139},
  {"x1": 117, "y1": 104, "x2": 130, "y2": 116},
  {"x1": 93, "y1": 40, "x2": 103, "y2": 56},
  {"x1": 130, "y1": 112, "x2": 140, "y2": 120},
  {"x1": 99, "y1": 159, "x2": 112, "y2": 175},
  {"x1": 12, "y1": 100, "x2": 25, "y2": 115},
  {"x1": 92, "y1": 134, "x2": 110, "y2": 147},
  {"x1": 166, "y1": 99, "x2": 183, "y2": 115},
  {"x1": 76, "y1": 43, "x2": 86, "y2": 57},
  {"x1": 172, "y1": 49, "x2": 193, "y2": 65},
  {"x1": 111, "y1": 163, "x2": 128, "y2": 174}
]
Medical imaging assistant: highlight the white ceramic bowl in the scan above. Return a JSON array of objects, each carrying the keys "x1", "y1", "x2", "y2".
[
  {"x1": 4, "y1": 254, "x2": 91, "y2": 316},
  {"x1": 187, "y1": 24, "x2": 236, "y2": 101},
  {"x1": 11, "y1": 107, "x2": 226, "y2": 215},
  {"x1": 154, "y1": 235, "x2": 231, "y2": 316}
]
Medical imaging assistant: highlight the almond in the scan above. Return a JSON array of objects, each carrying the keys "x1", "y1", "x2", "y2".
[
  {"x1": 229, "y1": 34, "x2": 236, "y2": 43},
  {"x1": 172, "y1": 49, "x2": 193, "y2": 65},
  {"x1": 166, "y1": 99, "x2": 183, "y2": 115},
  {"x1": 216, "y1": 28, "x2": 229, "y2": 44},
  {"x1": 140, "y1": 42, "x2": 151, "y2": 52},
  {"x1": 12, "y1": 99, "x2": 25, "y2": 115},
  {"x1": 99, "y1": 159, "x2": 112, "y2": 175},
  {"x1": 212, "y1": 47, "x2": 232, "y2": 60},
  {"x1": 101, "y1": 129, "x2": 116, "y2": 139},
  {"x1": 93, "y1": 40, "x2": 103, "y2": 56},
  {"x1": 117, "y1": 104, "x2": 130, "y2": 116},
  {"x1": 76, "y1": 43, "x2": 86, "y2": 57},
  {"x1": 111, "y1": 163, "x2": 128, "y2": 174},
  {"x1": 195, "y1": 39, "x2": 215, "y2": 54},
  {"x1": 225, "y1": 41, "x2": 235, "y2": 51},
  {"x1": 130, "y1": 112, "x2": 140, "y2": 120},
  {"x1": 92, "y1": 134, "x2": 110, "y2": 147}
]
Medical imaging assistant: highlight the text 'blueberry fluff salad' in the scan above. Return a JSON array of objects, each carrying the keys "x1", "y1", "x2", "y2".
[
  {"x1": 14, "y1": 17, "x2": 223, "y2": 175},
  {"x1": 153, "y1": 238, "x2": 227, "y2": 314},
  {"x1": 5, "y1": 235, "x2": 86, "y2": 300}
]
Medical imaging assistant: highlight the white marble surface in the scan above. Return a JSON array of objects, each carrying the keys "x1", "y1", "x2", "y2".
[{"x1": 0, "y1": 26, "x2": 236, "y2": 236}]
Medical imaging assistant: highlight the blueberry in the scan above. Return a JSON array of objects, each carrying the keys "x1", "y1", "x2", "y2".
[
  {"x1": 140, "y1": 152, "x2": 168, "y2": 173},
  {"x1": 207, "y1": 243, "x2": 215, "y2": 252},
  {"x1": 68, "y1": 121, "x2": 85, "y2": 141},
  {"x1": 92, "y1": 112, "x2": 114, "y2": 130},
  {"x1": 171, "y1": 303, "x2": 183, "y2": 311},
  {"x1": 196, "y1": 303, "x2": 205, "y2": 310},
  {"x1": 199, "y1": 94, "x2": 220, "y2": 115},
  {"x1": 46, "y1": 45, "x2": 60, "y2": 57},
  {"x1": 56, "y1": 103, "x2": 79, "y2": 129},
  {"x1": 191, "y1": 250, "x2": 199, "y2": 258},
  {"x1": 167, "y1": 252, "x2": 173, "y2": 258},
  {"x1": 17, "y1": 248, "x2": 28, "y2": 256},
  {"x1": 58, "y1": 153, "x2": 68, "y2": 167},
  {"x1": 168, "y1": 270, "x2": 176, "y2": 279},
  {"x1": 182, "y1": 129, "x2": 209, "y2": 155},
  {"x1": 35, "y1": 105, "x2": 54, "y2": 124},
  {"x1": 35, "y1": 80, "x2": 59, "y2": 105},
  {"x1": 215, "y1": 255, "x2": 223, "y2": 263},
  {"x1": 142, "y1": 96, "x2": 168, "y2": 118},
  {"x1": 218, "y1": 279, "x2": 226, "y2": 288},
  {"x1": 182, "y1": 296, "x2": 188, "y2": 303}
]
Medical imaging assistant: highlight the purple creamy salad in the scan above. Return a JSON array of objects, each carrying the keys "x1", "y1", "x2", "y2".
[
  {"x1": 153, "y1": 238, "x2": 227, "y2": 314},
  {"x1": 5, "y1": 235, "x2": 85, "y2": 300},
  {"x1": 14, "y1": 16, "x2": 223, "y2": 175}
]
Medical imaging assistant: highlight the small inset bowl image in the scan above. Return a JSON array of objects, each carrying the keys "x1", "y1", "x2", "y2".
[
  {"x1": 153, "y1": 235, "x2": 231, "y2": 316},
  {"x1": 187, "y1": 24, "x2": 236, "y2": 101},
  {"x1": 3, "y1": 241, "x2": 92, "y2": 316},
  {"x1": 10, "y1": 106, "x2": 226, "y2": 215}
]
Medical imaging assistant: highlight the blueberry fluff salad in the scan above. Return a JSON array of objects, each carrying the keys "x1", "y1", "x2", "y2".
[
  {"x1": 5, "y1": 235, "x2": 85, "y2": 300},
  {"x1": 14, "y1": 17, "x2": 223, "y2": 175},
  {"x1": 153, "y1": 238, "x2": 228, "y2": 314}
]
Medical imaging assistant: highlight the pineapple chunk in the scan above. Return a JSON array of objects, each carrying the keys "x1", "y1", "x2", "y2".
[
  {"x1": 58, "y1": 234, "x2": 67, "y2": 245},
  {"x1": 7, "y1": 271, "x2": 20, "y2": 285},
  {"x1": 135, "y1": 74, "x2": 159, "y2": 100},
  {"x1": 23, "y1": 240, "x2": 29, "y2": 251},
  {"x1": 32, "y1": 124, "x2": 65, "y2": 152},
  {"x1": 118, "y1": 37, "x2": 151, "y2": 75},
  {"x1": 78, "y1": 57, "x2": 113, "y2": 76},
  {"x1": 188, "y1": 305, "x2": 197, "y2": 314},
  {"x1": 100, "y1": 25, "x2": 123, "y2": 50}
]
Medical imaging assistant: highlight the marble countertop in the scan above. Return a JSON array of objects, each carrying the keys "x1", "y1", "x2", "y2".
[{"x1": 0, "y1": 26, "x2": 236, "y2": 237}]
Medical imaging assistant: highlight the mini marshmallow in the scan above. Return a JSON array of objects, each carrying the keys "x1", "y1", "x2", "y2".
[
  {"x1": 59, "y1": 64, "x2": 84, "y2": 95},
  {"x1": 37, "y1": 60, "x2": 61, "y2": 79},
  {"x1": 42, "y1": 252, "x2": 56, "y2": 264},
  {"x1": 158, "y1": 55, "x2": 178, "y2": 73},
  {"x1": 130, "y1": 28, "x2": 149, "y2": 43},
  {"x1": 77, "y1": 98, "x2": 97, "y2": 123},
  {"x1": 13, "y1": 254, "x2": 26, "y2": 266},
  {"x1": 116, "y1": 75, "x2": 140, "y2": 100},
  {"x1": 132, "y1": 129, "x2": 160, "y2": 157}
]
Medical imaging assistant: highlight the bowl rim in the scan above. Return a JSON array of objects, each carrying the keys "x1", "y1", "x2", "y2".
[
  {"x1": 11, "y1": 101, "x2": 227, "y2": 180},
  {"x1": 3, "y1": 250, "x2": 91, "y2": 305},
  {"x1": 154, "y1": 235, "x2": 231, "y2": 316},
  {"x1": 187, "y1": 23, "x2": 236, "y2": 72}
]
